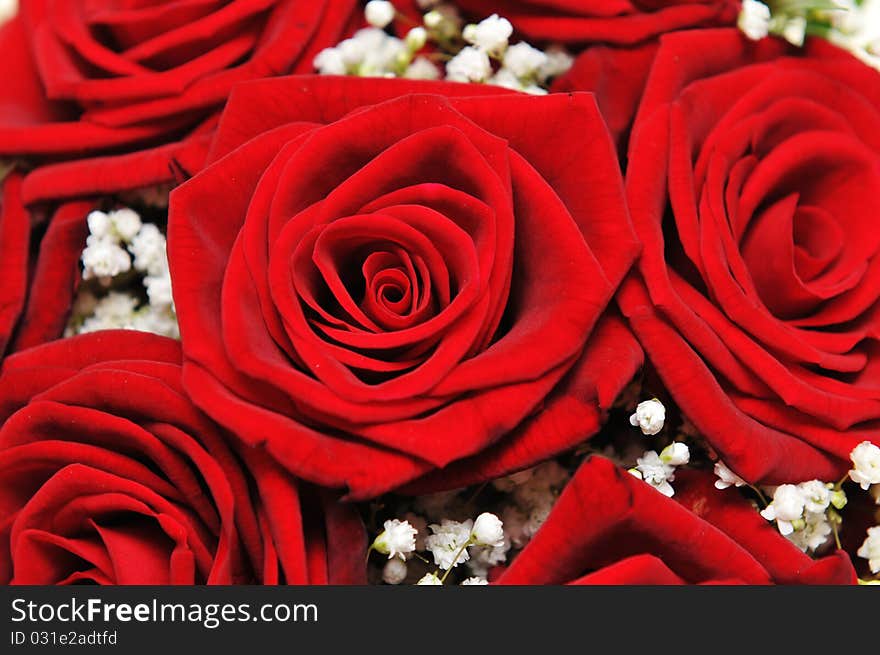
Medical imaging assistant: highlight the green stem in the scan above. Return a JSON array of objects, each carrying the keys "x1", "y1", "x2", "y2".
[
  {"x1": 831, "y1": 520, "x2": 842, "y2": 550},
  {"x1": 749, "y1": 484, "x2": 769, "y2": 508},
  {"x1": 439, "y1": 538, "x2": 474, "y2": 584}
]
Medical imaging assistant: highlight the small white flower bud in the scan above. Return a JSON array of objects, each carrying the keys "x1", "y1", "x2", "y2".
[
  {"x1": 382, "y1": 558, "x2": 408, "y2": 585},
  {"x1": 760, "y1": 484, "x2": 805, "y2": 535},
  {"x1": 365, "y1": 1, "x2": 395, "y2": 29},
  {"x1": 405, "y1": 26, "x2": 427, "y2": 51},
  {"x1": 423, "y1": 10, "x2": 443, "y2": 29},
  {"x1": 660, "y1": 442, "x2": 690, "y2": 467},
  {"x1": 463, "y1": 13, "x2": 512, "y2": 55},
  {"x1": 629, "y1": 399, "x2": 666, "y2": 436},
  {"x1": 472, "y1": 512, "x2": 504, "y2": 548},
  {"x1": 87, "y1": 211, "x2": 112, "y2": 240},
  {"x1": 849, "y1": 441, "x2": 880, "y2": 490}
]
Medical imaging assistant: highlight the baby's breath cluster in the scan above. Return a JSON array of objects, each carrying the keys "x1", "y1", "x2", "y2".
[
  {"x1": 367, "y1": 460, "x2": 570, "y2": 585},
  {"x1": 750, "y1": 441, "x2": 880, "y2": 568},
  {"x1": 738, "y1": 0, "x2": 880, "y2": 69},
  {"x1": 847, "y1": 441, "x2": 880, "y2": 577},
  {"x1": 759, "y1": 481, "x2": 846, "y2": 553},
  {"x1": 313, "y1": 2, "x2": 572, "y2": 94},
  {"x1": 625, "y1": 398, "x2": 690, "y2": 497},
  {"x1": 66, "y1": 206, "x2": 178, "y2": 339},
  {"x1": 369, "y1": 511, "x2": 506, "y2": 585},
  {"x1": 827, "y1": 0, "x2": 880, "y2": 70}
]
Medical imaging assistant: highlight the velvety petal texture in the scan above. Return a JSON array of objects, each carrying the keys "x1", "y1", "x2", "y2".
[
  {"x1": 0, "y1": 173, "x2": 30, "y2": 360},
  {"x1": 169, "y1": 76, "x2": 642, "y2": 500},
  {"x1": 445, "y1": 0, "x2": 739, "y2": 45},
  {"x1": 616, "y1": 31, "x2": 880, "y2": 485},
  {"x1": 0, "y1": 0, "x2": 359, "y2": 204},
  {"x1": 498, "y1": 456, "x2": 856, "y2": 584},
  {"x1": 0, "y1": 331, "x2": 366, "y2": 585}
]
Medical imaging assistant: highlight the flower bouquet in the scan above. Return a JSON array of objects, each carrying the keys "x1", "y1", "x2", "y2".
[{"x1": 1, "y1": 0, "x2": 879, "y2": 587}]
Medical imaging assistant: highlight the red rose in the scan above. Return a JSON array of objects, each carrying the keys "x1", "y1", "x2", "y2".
[
  {"x1": 169, "y1": 76, "x2": 643, "y2": 500},
  {"x1": 448, "y1": 0, "x2": 739, "y2": 45},
  {"x1": 498, "y1": 457, "x2": 856, "y2": 584},
  {"x1": 0, "y1": 332, "x2": 366, "y2": 584},
  {"x1": 0, "y1": 0, "x2": 359, "y2": 205},
  {"x1": 0, "y1": 173, "x2": 30, "y2": 360},
  {"x1": 0, "y1": 167, "x2": 99, "y2": 354},
  {"x1": 552, "y1": 42, "x2": 659, "y2": 150},
  {"x1": 615, "y1": 31, "x2": 880, "y2": 484}
]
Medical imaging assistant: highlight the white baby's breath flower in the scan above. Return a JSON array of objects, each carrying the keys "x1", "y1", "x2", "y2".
[
  {"x1": 365, "y1": 1, "x2": 395, "y2": 29},
  {"x1": 405, "y1": 27, "x2": 427, "y2": 51},
  {"x1": 78, "y1": 292, "x2": 139, "y2": 333},
  {"x1": 87, "y1": 211, "x2": 112, "y2": 241},
  {"x1": 849, "y1": 441, "x2": 880, "y2": 490},
  {"x1": 425, "y1": 519, "x2": 473, "y2": 570},
  {"x1": 857, "y1": 526, "x2": 880, "y2": 574},
  {"x1": 787, "y1": 512, "x2": 833, "y2": 553},
  {"x1": 109, "y1": 208, "x2": 142, "y2": 243},
  {"x1": 373, "y1": 519, "x2": 418, "y2": 560},
  {"x1": 828, "y1": 0, "x2": 880, "y2": 70},
  {"x1": 446, "y1": 46, "x2": 491, "y2": 83},
  {"x1": 472, "y1": 512, "x2": 504, "y2": 548},
  {"x1": 760, "y1": 484, "x2": 805, "y2": 536},
  {"x1": 382, "y1": 558, "x2": 408, "y2": 585},
  {"x1": 144, "y1": 273, "x2": 174, "y2": 309},
  {"x1": 629, "y1": 399, "x2": 666, "y2": 436},
  {"x1": 128, "y1": 223, "x2": 168, "y2": 276},
  {"x1": 82, "y1": 237, "x2": 132, "y2": 280},
  {"x1": 461, "y1": 577, "x2": 488, "y2": 585},
  {"x1": 714, "y1": 460, "x2": 746, "y2": 490},
  {"x1": 489, "y1": 67, "x2": 524, "y2": 90},
  {"x1": 463, "y1": 14, "x2": 512, "y2": 55},
  {"x1": 314, "y1": 47, "x2": 347, "y2": 75},
  {"x1": 502, "y1": 42, "x2": 548, "y2": 80},
  {"x1": 634, "y1": 450, "x2": 676, "y2": 497},
  {"x1": 416, "y1": 572, "x2": 443, "y2": 585},
  {"x1": 737, "y1": 0, "x2": 771, "y2": 40},
  {"x1": 798, "y1": 480, "x2": 832, "y2": 514},
  {"x1": 423, "y1": 9, "x2": 444, "y2": 30},
  {"x1": 660, "y1": 442, "x2": 690, "y2": 467},
  {"x1": 404, "y1": 57, "x2": 440, "y2": 80}
]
